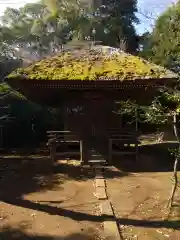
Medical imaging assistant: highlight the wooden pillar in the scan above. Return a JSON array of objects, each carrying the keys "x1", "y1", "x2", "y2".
[
  {"x1": 50, "y1": 143, "x2": 56, "y2": 164},
  {"x1": 135, "y1": 142, "x2": 139, "y2": 162},
  {"x1": 63, "y1": 102, "x2": 68, "y2": 139},
  {"x1": 80, "y1": 140, "x2": 84, "y2": 163},
  {"x1": 80, "y1": 140, "x2": 88, "y2": 164},
  {"x1": 108, "y1": 139, "x2": 112, "y2": 165},
  {"x1": 135, "y1": 107, "x2": 139, "y2": 162},
  {"x1": 135, "y1": 107, "x2": 138, "y2": 132}
]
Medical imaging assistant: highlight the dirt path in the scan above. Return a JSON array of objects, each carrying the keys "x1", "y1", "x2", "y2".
[
  {"x1": 105, "y1": 168, "x2": 180, "y2": 240},
  {"x1": 1, "y1": 155, "x2": 179, "y2": 240},
  {"x1": 0, "y1": 158, "x2": 104, "y2": 239}
]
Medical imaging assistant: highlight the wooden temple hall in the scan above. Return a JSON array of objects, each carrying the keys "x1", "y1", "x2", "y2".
[{"x1": 7, "y1": 45, "x2": 178, "y2": 165}]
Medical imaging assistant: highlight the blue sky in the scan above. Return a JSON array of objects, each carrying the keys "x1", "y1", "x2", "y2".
[
  {"x1": 0, "y1": 0, "x2": 177, "y2": 34},
  {"x1": 137, "y1": 0, "x2": 177, "y2": 33}
]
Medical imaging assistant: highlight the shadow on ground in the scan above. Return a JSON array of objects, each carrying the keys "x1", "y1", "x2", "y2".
[
  {"x1": 117, "y1": 218, "x2": 180, "y2": 230},
  {"x1": 0, "y1": 198, "x2": 179, "y2": 229},
  {"x1": 0, "y1": 225, "x2": 96, "y2": 240},
  {"x1": 1, "y1": 217, "x2": 180, "y2": 240},
  {"x1": 0, "y1": 155, "x2": 129, "y2": 203},
  {"x1": 0, "y1": 145, "x2": 179, "y2": 234},
  {"x1": 113, "y1": 142, "x2": 180, "y2": 172},
  {"x1": 0, "y1": 142, "x2": 179, "y2": 203},
  {"x1": 0, "y1": 156, "x2": 61, "y2": 200}
]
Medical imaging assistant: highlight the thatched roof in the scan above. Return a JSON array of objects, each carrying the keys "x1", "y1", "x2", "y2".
[{"x1": 7, "y1": 45, "x2": 178, "y2": 81}]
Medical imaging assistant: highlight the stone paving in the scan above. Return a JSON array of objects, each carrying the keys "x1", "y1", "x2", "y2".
[{"x1": 93, "y1": 166, "x2": 121, "y2": 240}]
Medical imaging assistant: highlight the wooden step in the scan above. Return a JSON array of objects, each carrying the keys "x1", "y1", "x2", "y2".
[{"x1": 88, "y1": 160, "x2": 106, "y2": 163}]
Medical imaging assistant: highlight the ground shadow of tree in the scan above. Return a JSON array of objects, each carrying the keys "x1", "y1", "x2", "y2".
[
  {"x1": 117, "y1": 218, "x2": 180, "y2": 230},
  {"x1": 0, "y1": 225, "x2": 96, "y2": 240},
  {"x1": 0, "y1": 156, "x2": 129, "y2": 202},
  {"x1": 113, "y1": 142, "x2": 180, "y2": 172},
  {"x1": 0, "y1": 156, "x2": 61, "y2": 200},
  {"x1": 1, "y1": 197, "x2": 179, "y2": 230}
]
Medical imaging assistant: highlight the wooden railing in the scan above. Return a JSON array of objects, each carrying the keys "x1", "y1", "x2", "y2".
[
  {"x1": 47, "y1": 131, "x2": 84, "y2": 163},
  {"x1": 108, "y1": 129, "x2": 139, "y2": 163},
  {"x1": 47, "y1": 129, "x2": 140, "y2": 164}
]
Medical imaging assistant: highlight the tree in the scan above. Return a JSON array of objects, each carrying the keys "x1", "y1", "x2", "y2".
[
  {"x1": 116, "y1": 87, "x2": 180, "y2": 209},
  {"x1": 0, "y1": 0, "x2": 141, "y2": 57},
  {"x1": 140, "y1": 2, "x2": 180, "y2": 72},
  {"x1": 91, "y1": 0, "x2": 139, "y2": 53},
  {"x1": 138, "y1": 31, "x2": 152, "y2": 56},
  {"x1": 144, "y1": 90, "x2": 180, "y2": 209},
  {"x1": 44, "y1": 0, "x2": 140, "y2": 53},
  {"x1": 44, "y1": 0, "x2": 93, "y2": 43},
  {"x1": 0, "y1": 0, "x2": 91, "y2": 60}
]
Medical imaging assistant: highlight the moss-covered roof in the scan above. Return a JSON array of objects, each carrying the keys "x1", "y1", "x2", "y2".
[{"x1": 8, "y1": 46, "x2": 178, "y2": 81}]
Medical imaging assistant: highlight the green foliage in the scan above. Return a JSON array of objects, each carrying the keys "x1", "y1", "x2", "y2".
[
  {"x1": 0, "y1": 0, "x2": 140, "y2": 60},
  {"x1": 169, "y1": 147, "x2": 180, "y2": 158},
  {"x1": 89, "y1": 0, "x2": 139, "y2": 52},
  {"x1": 0, "y1": 0, "x2": 91, "y2": 60},
  {"x1": 116, "y1": 87, "x2": 180, "y2": 125},
  {"x1": 8, "y1": 47, "x2": 177, "y2": 81},
  {"x1": 140, "y1": 2, "x2": 180, "y2": 72},
  {"x1": 0, "y1": 82, "x2": 62, "y2": 147}
]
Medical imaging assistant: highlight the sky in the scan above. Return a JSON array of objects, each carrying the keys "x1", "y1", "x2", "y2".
[
  {"x1": 137, "y1": 0, "x2": 177, "y2": 33},
  {"x1": 0, "y1": 0, "x2": 177, "y2": 34}
]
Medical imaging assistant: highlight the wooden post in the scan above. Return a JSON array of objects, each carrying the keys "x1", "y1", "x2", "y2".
[
  {"x1": 108, "y1": 139, "x2": 112, "y2": 164},
  {"x1": 135, "y1": 107, "x2": 138, "y2": 132},
  {"x1": 0, "y1": 125, "x2": 3, "y2": 148},
  {"x1": 135, "y1": 142, "x2": 139, "y2": 162},
  {"x1": 50, "y1": 143, "x2": 56, "y2": 164},
  {"x1": 63, "y1": 103, "x2": 68, "y2": 141},
  {"x1": 135, "y1": 107, "x2": 139, "y2": 162},
  {"x1": 80, "y1": 140, "x2": 84, "y2": 164},
  {"x1": 80, "y1": 140, "x2": 89, "y2": 164}
]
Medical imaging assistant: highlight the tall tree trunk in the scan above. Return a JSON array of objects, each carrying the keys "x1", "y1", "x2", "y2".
[{"x1": 167, "y1": 113, "x2": 179, "y2": 208}]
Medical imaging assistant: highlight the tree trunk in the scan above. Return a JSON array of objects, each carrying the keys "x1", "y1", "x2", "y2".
[{"x1": 167, "y1": 113, "x2": 179, "y2": 208}]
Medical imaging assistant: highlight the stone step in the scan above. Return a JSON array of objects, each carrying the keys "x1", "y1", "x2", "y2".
[
  {"x1": 100, "y1": 201, "x2": 121, "y2": 239},
  {"x1": 89, "y1": 160, "x2": 107, "y2": 165},
  {"x1": 95, "y1": 178, "x2": 106, "y2": 188},
  {"x1": 91, "y1": 154, "x2": 103, "y2": 158},
  {"x1": 100, "y1": 200, "x2": 114, "y2": 218},
  {"x1": 95, "y1": 186, "x2": 107, "y2": 200},
  {"x1": 104, "y1": 221, "x2": 121, "y2": 240}
]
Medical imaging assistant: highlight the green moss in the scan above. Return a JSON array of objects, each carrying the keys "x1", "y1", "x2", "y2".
[{"x1": 7, "y1": 47, "x2": 177, "y2": 81}]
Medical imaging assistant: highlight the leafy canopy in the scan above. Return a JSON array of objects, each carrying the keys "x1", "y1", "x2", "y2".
[
  {"x1": 140, "y1": 2, "x2": 180, "y2": 73},
  {"x1": 0, "y1": 0, "x2": 140, "y2": 62}
]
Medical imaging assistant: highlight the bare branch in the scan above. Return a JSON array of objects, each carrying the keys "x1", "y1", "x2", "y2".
[{"x1": 138, "y1": 10, "x2": 156, "y2": 21}]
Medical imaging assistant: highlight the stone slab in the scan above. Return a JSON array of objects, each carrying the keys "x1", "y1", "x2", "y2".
[
  {"x1": 95, "y1": 178, "x2": 106, "y2": 188},
  {"x1": 95, "y1": 168, "x2": 104, "y2": 179},
  {"x1": 89, "y1": 159, "x2": 106, "y2": 163},
  {"x1": 96, "y1": 186, "x2": 108, "y2": 200},
  {"x1": 100, "y1": 200, "x2": 114, "y2": 217},
  {"x1": 104, "y1": 221, "x2": 121, "y2": 240}
]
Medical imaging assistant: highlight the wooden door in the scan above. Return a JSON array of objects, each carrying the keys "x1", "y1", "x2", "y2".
[{"x1": 64, "y1": 93, "x2": 121, "y2": 161}]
